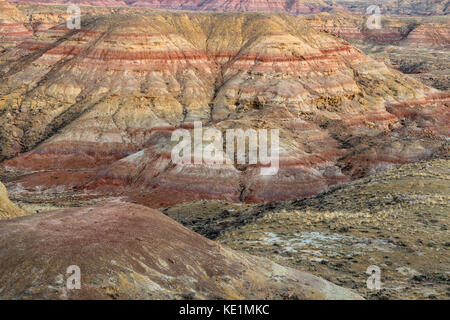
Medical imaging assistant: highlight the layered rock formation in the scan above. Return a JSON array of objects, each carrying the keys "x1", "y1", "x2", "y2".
[
  {"x1": 6, "y1": 0, "x2": 449, "y2": 15},
  {"x1": 0, "y1": 201, "x2": 361, "y2": 299},
  {"x1": 193, "y1": 0, "x2": 327, "y2": 14},
  {"x1": 0, "y1": 10, "x2": 448, "y2": 207},
  {"x1": 334, "y1": 0, "x2": 449, "y2": 16},
  {"x1": 306, "y1": 11, "x2": 412, "y2": 43},
  {"x1": 3, "y1": 0, "x2": 329, "y2": 14},
  {"x1": 307, "y1": 11, "x2": 450, "y2": 46},
  {"x1": 305, "y1": 12, "x2": 450, "y2": 90},
  {"x1": 17, "y1": 3, "x2": 120, "y2": 33},
  {"x1": 0, "y1": 0, "x2": 32, "y2": 50},
  {"x1": 0, "y1": 181, "x2": 28, "y2": 219},
  {"x1": 400, "y1": 23, "x2": 450, "y2": 48}
]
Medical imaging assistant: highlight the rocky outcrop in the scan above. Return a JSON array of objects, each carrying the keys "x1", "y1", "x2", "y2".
[
  {"x1": 0, "y1": 11, "x2": 447, "y2": 207},
  {"x1": 0, "y1": 201, "x2": 362, "y2": 299},
  {"x1": 0, "y1": 181, "x2": 27, "y2": 219}
]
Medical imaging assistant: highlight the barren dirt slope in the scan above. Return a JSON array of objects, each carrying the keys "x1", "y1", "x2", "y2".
[{"x1": 0, "y1": 201, "x2": 362, "y2": 300}]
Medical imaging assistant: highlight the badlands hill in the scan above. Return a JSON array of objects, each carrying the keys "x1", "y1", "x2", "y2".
[
  {"x1": 0, "y1": 201, "x2": 361, "y2": 299},
  {"x1": 6, "y1": 0, "x2": 449, "y2": 15},
  {"x1": 6, "y1": 3, "x2": 449, "y2": 92},
  {"x1": 0, "y1": 8, "x2": 448, "y2": 207}
]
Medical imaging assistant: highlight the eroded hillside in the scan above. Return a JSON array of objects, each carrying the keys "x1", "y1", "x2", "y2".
[{"x1": 0, "y1": 10, "x2": 448, "y2": 208}]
